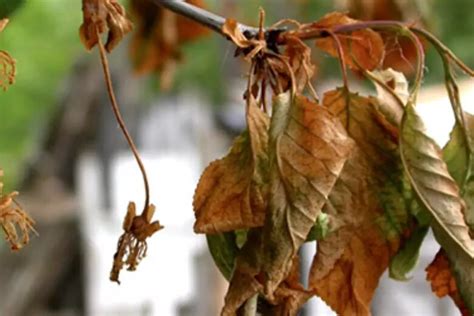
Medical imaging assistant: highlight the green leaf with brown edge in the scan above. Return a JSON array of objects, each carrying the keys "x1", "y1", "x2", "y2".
[
  {"x1": 400, "y1": 102, "x2": 474, "y2": 259},
  {"x1": 193, "y1": 95, "x2": 269, "y2": 234},
  {"x1": 309, "y1": 89, "x2": 410, "y2": 316},
  {"x1": 261, "y1": 92, "x2": 354, "y2": 296},
  {"x1": 389, "y1": 225, "x2": 429, "y2": 281}
]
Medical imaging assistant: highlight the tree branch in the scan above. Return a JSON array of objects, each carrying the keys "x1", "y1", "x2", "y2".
[{"x1": 150, "y1": 0, "x2": 260, "y2": 37}]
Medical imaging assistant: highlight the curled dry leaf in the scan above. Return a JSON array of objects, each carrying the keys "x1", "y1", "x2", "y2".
[
  {"x1": 193, "y1": 95, "x2": 270, "y2": 234},
  {"x1": 222, "y1": 19, "x2": 266, "y2": 60},
  {"x1": 0, "y1": 18, "x2": 16, "y2": 91},
  {"x1": 129, "y1": 0, "x2": 208, "y2": 88},
  {"x1": 262, "y1": 92, "x2": 354, "y2": 295},
  {"x1": 79, "y1": 0, "x2": 133, "y2": 52},
  {"x1": 426, "y1": 249, "x2": 470, "y2": 316},
  {"x1": 309, "y1": 89, "x2": 410, "y2": 316},
  {"x1": 309, "y1": 12, "x2": 384, "y2": 71},
  {"x1": 400, "y1": 102, "x2": 474, "y2": 259},
  {"x1": 110, "y1": 201, "x2": 163, "y2": 284},
  {"x1": 0, "y1": 169, "x2": 37, "y2": 251}
]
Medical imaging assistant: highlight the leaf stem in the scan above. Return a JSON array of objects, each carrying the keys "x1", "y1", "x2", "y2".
[{"x1": 96, "y1": 31, "x2": 150, "y2": 212}]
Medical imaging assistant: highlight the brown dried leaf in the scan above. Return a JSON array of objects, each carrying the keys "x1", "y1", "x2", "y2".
[
  {"x1": 221, "y1": 18, "x2": 266, "y2": 60},
  {"x1": 309, "y1": 89, "x2": 409, "y2": 316},
  {"x1": 79, "y1": 0, "x2": 133, "y2": 52},
  {"x1": 426, "y1": 249, "x2": 470, "y2": 316},
  {"x1": 262, "y1": 92, "x2": 354, "y2": 295},
  {"x1": 311, "y1": 12, "x2": 384, "y2": 71},
  {"x1": 193, "y1": 96, "x2": 270, "y2": 233},
  {"x1": 129, "y1": 0, "x2": 208, "y2": 85}
]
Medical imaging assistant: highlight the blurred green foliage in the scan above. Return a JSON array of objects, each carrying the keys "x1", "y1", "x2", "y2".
[{"x1": 0, "y1": 1, "x2": 82, "y2": 187}]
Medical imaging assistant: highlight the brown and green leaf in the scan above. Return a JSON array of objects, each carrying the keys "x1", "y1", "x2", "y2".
[
  {"x1": 262, "y1": 92, "x2": 354, "y2": 295},
  {"x1": 400, "y1": 102, "x2": 474, "y2": 258},
  {"x1": 309, "y1": 89, "x2": 411, "y2": 316},
  {"x1": 193, "y1": 96, "x2": 269, "y2": 234}
]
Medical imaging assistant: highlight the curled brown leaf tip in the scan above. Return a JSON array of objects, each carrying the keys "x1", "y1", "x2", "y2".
[
  {"x1": 79, "y1": 0, "x2": 133, "y2": 52},
  {"x1": 0, "y1": 19, "x2": 16, "y2": 91},
  {"x1": 0, "y1": 169, "x2": 37, "y2": 251},
  {"x1": 110, "y1": 201, "x2": 163, "y2": 284}
]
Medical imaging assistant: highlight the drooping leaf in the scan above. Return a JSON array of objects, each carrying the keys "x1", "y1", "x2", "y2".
[
  {"x1": 262, "y1": 92, "x2": 354, "y2": 295},
  {"x1": 389, "y1": 225, "x2": 428, "y2": 281},
  {"x1": 426, "y1": 249, "x2": 471, "y2": 316},
  {"x1": 193, "y1": 96, "x2": 269, "y2": 234},
  {"x1": 400, "y1": 102, "x2": 474, "y2": 259},
  {"x1": 309, "y1": 89, "x2": 411, "y2": 316},
  {"x1": 308, "y1": 12, "x2": 385, "y2": 71},
  {"x1": 443, "y1": 112, "x2": 474, "y2": 231}
]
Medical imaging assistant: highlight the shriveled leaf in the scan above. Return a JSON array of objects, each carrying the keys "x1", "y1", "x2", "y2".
[
  {"x1": 400, "y1": 102, "x2": 474, "y2": 259},
  {"x1": 310, "y1": 12, "x2": 384, "y2": 71},
  {"x1": 426, "y1": 249, "x2": 471, "y2": 316},
  {"x1": 222, "y1": 18, "x2": 266, "y2": 60},
  {"x1": 262, "y1": 92, "x2": 354, "y2": 295},
  {"x1": 389, "y1": 225, "x2": 428, "y2": 281},
  {"x1": 79, "y1": 0, "x2": 133, "y2": 52},
  {"x1": 206, "y1": 232, "x2": 239, "y2": 281},
  {"x1": 129, "y1": 0, "x2": 208, "y2": 87},
  {"x1": 309, "y1": 89, "x2": 410, "y2": 316},
  {"x1": 193, "y1": 96, "x2": 269, "y2": 234}
]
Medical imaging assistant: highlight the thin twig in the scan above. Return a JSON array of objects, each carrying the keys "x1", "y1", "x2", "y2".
[{"x1": 96, "y1": 30, "x2": 150, "y2": 212}]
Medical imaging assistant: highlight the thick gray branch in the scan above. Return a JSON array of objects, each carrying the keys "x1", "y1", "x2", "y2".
[{"x1": 150, "y1": 0, "x2": 260, "y2": 37}]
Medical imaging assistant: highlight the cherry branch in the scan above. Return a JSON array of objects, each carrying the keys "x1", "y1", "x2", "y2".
[{"x1": 150, "y1": 0, "x2": 260, "y2": 37}]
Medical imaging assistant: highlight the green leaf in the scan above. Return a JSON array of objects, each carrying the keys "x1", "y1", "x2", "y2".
[
  {"x1": 400, "y1": 102, "x2": 474, "y2": 259},
  {"x1": 261, "y1": 92, "x2": 354, "y2": 295},
  {"x1": 206, "y1": 232, "x2": 238, "y2": 281},
  {"x1": 389, "y1": 225, "x2": 429, "y2": 281},
  {"x1": 307, "y1": 213, "x2": 330, "y2": 242}
]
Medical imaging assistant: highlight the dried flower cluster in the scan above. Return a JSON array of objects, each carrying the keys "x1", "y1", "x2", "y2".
[
  {"x1": 110, "y1": 202, "x2": 163, "y2": 284},
  {"x1": 0, "y1": 169, "x2": 36, "y2": 251}
]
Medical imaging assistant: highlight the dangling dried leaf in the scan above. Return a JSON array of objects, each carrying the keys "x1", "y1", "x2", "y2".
[
  {"x1": 110, "y1": 201, "x2": 163, "y2": 284},
  {"x1": 426, "y1": 249, "x2": 470, "y2": 316},
  {"x1": 400, "y1": 102, "x2": 474, "y2": 258},
  {"x1": 261, "y1": 92, "x2": 354, "y2": 295},
  {"x1": 0, "y1": 169, "x2": 37, "y2": 251},
  {"x1": 79, "y1": 0, "x2": 133, "y2": 52},
  {"x1": 309, "y1": 89, "x2": 411, "y2": 316},
  {"x1": 0, "y1": 18, "x2": 15, "y2": 91},
  {"x1": 282, "y1": 35, "x2": 317, "y2": 93},
  {"x1": 309, "y1": 12, "x2": 385, "y2": 71},
  {"x1": 193, "y1": 96, "x2": 270, "y2": 233},
  {"x1": 129, "y1": 0, "x2": 208, "y2": 87}
]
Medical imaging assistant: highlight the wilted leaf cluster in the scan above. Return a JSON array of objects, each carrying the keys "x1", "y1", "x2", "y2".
[{"x1": 192, "y1": 10, "x2": 474, "y2": 316}]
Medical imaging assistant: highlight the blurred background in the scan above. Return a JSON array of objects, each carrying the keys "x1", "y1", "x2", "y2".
[{"x1": 0, "y1": 0, "x2": 473, "y2": 315}]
